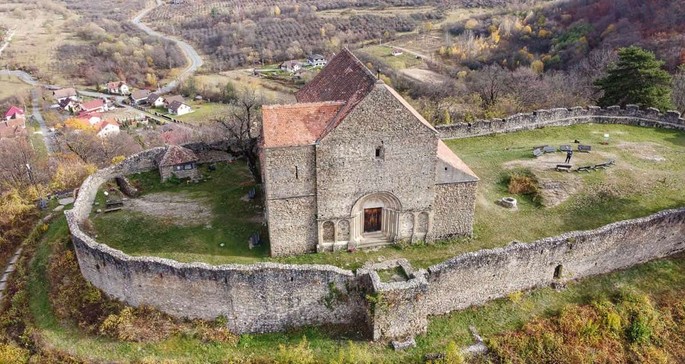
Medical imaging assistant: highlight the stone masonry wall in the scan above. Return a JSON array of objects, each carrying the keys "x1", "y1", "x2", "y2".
[
  {"x1": 431, "y1": 182, "x2": 478, "y2": 240},
  {"x1": 316, "y1": 84, "x2": 438, "y2": 220},
  {"x1": 423, "y1": 208, "x2": 685, "y2": 316},
  {"x1": 261, "y1": 145, "x2": 318, "y2": 256},
  {"x1": 67, "y1": 140, "x2": 685, "y2": 342},
  {"x1": 436, "y1": 105, "x2": 685, "y2": 139}
]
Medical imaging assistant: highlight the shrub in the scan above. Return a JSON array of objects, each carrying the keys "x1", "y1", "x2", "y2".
[
  {"x1": 502, "y1": 168, "x2": 541, "y2": 202},
  {"x1": 276, "y1": 336, "x2": 315, "y2": 364}
]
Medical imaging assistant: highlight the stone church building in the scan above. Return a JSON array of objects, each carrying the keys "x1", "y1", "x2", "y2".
[{"x1": 260, "y1": 49, "x2": 478, "y2": 257}]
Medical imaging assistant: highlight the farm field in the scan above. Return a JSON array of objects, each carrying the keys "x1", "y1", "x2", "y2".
[
  {"x1": 0, "y1": 1, "x2": 75, "y2": 85},
  {"x1": 91, "y1": 123, "x2": 685, "y2": 269},
  {"x1": 0, "y1": 74, "x2": 33, "y2": 100}
]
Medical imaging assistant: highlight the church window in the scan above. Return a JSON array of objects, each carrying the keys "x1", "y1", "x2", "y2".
[{"x1": 295, "y1": 165, "x2": 299, "y2": 179}]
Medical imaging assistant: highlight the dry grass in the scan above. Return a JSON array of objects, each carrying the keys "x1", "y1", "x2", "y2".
[
  {"x1": 196, "y1": 72, "x2": 296, "y2": 105},
  {"x1": 0, "y1": 74, "x2": 33, "y2": 100},
  {"x1": 0, "y1": 1, "x2": 77, "y2": 85}
]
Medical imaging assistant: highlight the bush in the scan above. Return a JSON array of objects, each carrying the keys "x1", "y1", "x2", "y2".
[
  {"x1": 276, "y1": 336, "x2": 315, "y2": 364},
  {"x1": 502, "y1": 168, "x2": 541, "y2": 202}
]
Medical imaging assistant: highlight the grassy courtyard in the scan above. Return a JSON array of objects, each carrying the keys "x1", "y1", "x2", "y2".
[
  {"x1": 92, "y1": 162, "x2": 269, "y2": 263},
  {"x1": 91, "y1": 123, "x2": 685, "y2": 269}
]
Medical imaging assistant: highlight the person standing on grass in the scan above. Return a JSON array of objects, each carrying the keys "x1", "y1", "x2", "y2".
[{"x1": 565, "y1": 150, "x2": 573, "y2": 164}]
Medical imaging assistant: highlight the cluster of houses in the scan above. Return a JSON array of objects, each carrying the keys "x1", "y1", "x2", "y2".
[
  {"x1": 278, "y1": 54, "x2": 328, "y2": 73},
  {"x1": 52, "y1": 87, "x2": 120, "y2": 138},
  {"x1": 0, "y1": 105, "x2": 26, "y2": 139},
  {"x1": 128, "y1": 88, "x2": 193, "y2": 116}
]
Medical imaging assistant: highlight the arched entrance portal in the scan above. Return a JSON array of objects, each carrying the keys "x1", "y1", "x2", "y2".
[{"x1": 350, "y1": 192, "x2": 401, "y2": 246}]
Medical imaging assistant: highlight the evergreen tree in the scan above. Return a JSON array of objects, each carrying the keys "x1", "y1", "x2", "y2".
[{"x1": 595, "y1": 46, "x2": 673, "y2": 110}]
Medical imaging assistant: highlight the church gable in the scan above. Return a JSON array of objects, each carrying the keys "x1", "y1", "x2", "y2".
[{"x1": 320, "y1": 83, "x2": 437, "y2": 144}]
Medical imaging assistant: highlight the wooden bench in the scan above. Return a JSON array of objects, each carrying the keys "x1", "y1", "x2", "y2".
[
  {"x1": 576, "y1": 165, "x2": 595, "y2": 172},
  {"x1": 555, "y1": 164, "x2": 572, "y2": 172},
  {"x1": 560, "y1": 145, "x2": 572, "y2": 152},
  {"x1": 594, "y1": 160, "x2": 615, "y2": 169},
  {"x1": 533, "y1": 148, "x2": 544, "y2": 158},
  {"x1": 578, "y1": 144, "x2": 592, "y2": 152}
]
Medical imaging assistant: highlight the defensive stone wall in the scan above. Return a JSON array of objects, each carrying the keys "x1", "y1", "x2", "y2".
[
  {"x1": 67, "y1": 137, "x2": 685, "y2": 342},
  {"x1": 436, "y1": 105, "x2": 685, "y2": 139},
  {"x1": 423, "y1": 208, "x2": 685, "y2": 316}
]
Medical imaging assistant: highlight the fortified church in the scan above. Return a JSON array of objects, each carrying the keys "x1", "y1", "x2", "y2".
[{"x1": 260, "y1": 49, "x2": 479, "y2": 256}]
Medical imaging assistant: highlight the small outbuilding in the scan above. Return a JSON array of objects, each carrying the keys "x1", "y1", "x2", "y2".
[{"x1": 158, "y1": 145, "x2": 200, "y2": 182}]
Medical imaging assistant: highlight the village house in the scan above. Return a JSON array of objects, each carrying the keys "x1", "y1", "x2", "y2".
[
  {"x1": 157, "y1": 144, "x2": 199, "y2": 182},
  {"x1": 0, "y1": 106, "x2": 27, "y2": 139},
  {"x1": 147, "y1": 93, "x2": 165, "y2": 107},
  {"x1": 280, "y1": 60, "x2": 303, "y2": 73},
  {"x1": 167, "y1": 100, "x2": 192, "y2": 116},
  {"x1": 391, "y1": 48, "x2": 404, "y2": 56},
  {"x1": 307, "y1": 54, "x2": 327, "y2": 67},
  {"x1": 130, "y1": 89, "x2": 151, "y2": 105},
  {"x1": 106, "y1": 81, "x2": 130, "y2": 95},
  {"x1": 260, "y1": 49, "x2": 478, "y2": 257},
  {"x1": 80, "y1": 99, "x2": 106, "y2": 114},
  {"x1": 4, "y1": 105, "x2": 24, "y2": 121},
  {"x1": 163, "y1": 95, "x2": 184, "y2": 107},
  {"x1": 59, "y1": 98, "x2": 78, "y2": 113},
  {"x1": 96, "y1": 120, "x2": 120, "y2": 138},
  {"x1": 53, "y1": 87, "x2": 78, "y2": 102}
]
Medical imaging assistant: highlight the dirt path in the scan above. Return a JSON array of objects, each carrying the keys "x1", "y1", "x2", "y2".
[{"x1": 124, "y1": 192, "x2": 213, "y2": 226}]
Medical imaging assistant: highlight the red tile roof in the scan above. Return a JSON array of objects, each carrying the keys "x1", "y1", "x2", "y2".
[
  {"x1": 159, "y1": 145, "x2": 198, "y2": 166},
  {"x1": 81, "y1": 99, "x2": 104, "y2": 111},
  {"x1": 262, "y1": 101, "x2": 345, "y2": 148},
  {"x1": 4, "y1": 106, "x2": 24, "y2": 119},
  {"x1": 296, "y1": 48, "x2": 377, "y2": 104}
]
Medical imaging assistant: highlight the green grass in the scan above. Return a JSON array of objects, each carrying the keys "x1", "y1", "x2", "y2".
[
  {"x1": 166, "y1": 101, "x2": 233, "y2": 125},
  {"x1": 92, "y1": 162, "x2": 269, "y2": 263},
  {"x1": 26, "y1": 215, "x2": 685, "y2": 362},
  {"x1": 90, "y1": 124, "x2": 685, "y2": 270},
  {"x1": 357, "y1": 45, "x2": 424, "y2": 70}
]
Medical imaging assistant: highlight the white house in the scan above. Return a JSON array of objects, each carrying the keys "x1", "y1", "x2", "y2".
[
  {"x1": 130, "y1": 90, "x2": 151, "y2": 105},
  {"x1": 96, "y1": 120, "x2": 120, "y2": 138},
  {"x1": 53, "y1": 88, "x2": 78, "y2": 102},
  {"x1": 106, "y1": 81, "x2": 130, "y2": 95},
  {"x1": 391, "y1": 48, "x2": 404, "y2": 56},
  {"x1": 147, "y1": 93, "x2": 165, "y2": 107},
  {"x1": 280, "y1": 60, "x2": 302, "y2": 73},
  {"x1": 307, "y1": 54, "x2": 327, "y2": 67},
  {"x1": 168, "y1": 100, "x2": 192, "y2": 116}
]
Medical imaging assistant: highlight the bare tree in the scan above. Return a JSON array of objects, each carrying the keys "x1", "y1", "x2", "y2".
[
  {"x1": 214, "y1": 88, "x2": 263, "y2": 183},
  {"x1": 467, "y1": 64, "x2": 513, "y2": 108}
]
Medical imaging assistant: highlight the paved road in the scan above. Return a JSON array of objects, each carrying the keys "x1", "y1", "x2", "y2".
[
  {"x1": 31, "y1": 89, "x2": 56, "y2": 154},
  {"x1": 0, "y1": 69, "x2": 39, "y2": 86},
  {"x1": 131, "y1": 0, "x2": 203, "y2": 94}
]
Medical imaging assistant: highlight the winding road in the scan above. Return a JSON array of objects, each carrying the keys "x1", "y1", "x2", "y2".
[
  {"x1": 132, "y1": 0, "x2": 203, "y2": 94},
  {"x1": 1, "y1": 1, "x2": 204, "y2": 154}
]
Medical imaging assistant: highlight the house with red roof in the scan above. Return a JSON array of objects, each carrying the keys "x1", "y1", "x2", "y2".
[
  {"x1": 95, "y1": 119, "x2": 120, "y2": 138},
  {"x1": 0, "y1": 105, "x2": 27, "y2": 139},
  {"x1": 260, "y1": 49, "x2": 478, "y2": 257},
  {"x1": 80, "y1": 99, "x2": 106, "y2": 114},
  {"x1": 157, "y1": 144, "x2": 199, "y2": 182},
  {"x1": 106, "y1": 81, "x2": 130, "y2": 95},
  {"x1": 4, "y1": 105, "x2": 25, "y2": 121}
]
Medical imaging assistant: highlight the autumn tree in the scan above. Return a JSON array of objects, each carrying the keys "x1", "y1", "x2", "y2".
[{"x1": 595, "y1": 46, "x2": 673, "y2": 110}]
